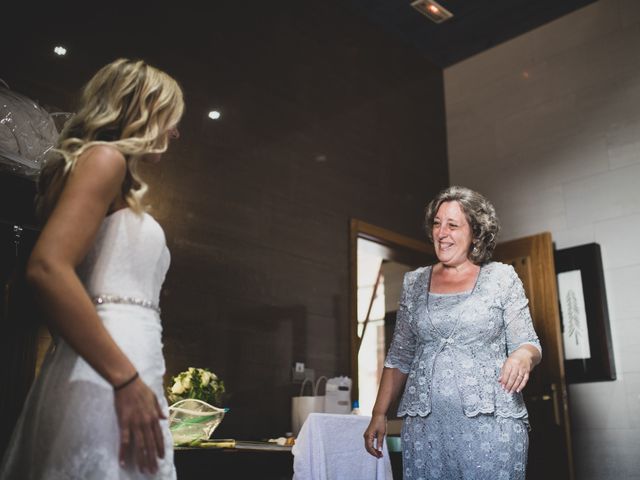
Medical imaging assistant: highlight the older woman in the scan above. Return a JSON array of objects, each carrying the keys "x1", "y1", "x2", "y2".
[{"x1": 364, "y1": 186, "x2": 541, "y2": 480}]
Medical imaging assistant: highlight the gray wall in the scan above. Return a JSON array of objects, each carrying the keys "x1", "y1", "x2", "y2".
[{"x1": 444, "y1": 1, "x2": 640, "y2": 478}]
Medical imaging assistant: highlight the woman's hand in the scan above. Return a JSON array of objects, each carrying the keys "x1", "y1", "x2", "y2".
[
  {"x1": 364, "y1": 413, "x2": 387, "y2": 458},
  {"x1": 114, "y1": 378, "x2": 166, "y2": 474},
  {"x1": 364, "y1": 367, "x2": 408, "y2": 458},
  {"x1": 499, "y1": 345, "x2": 539, "y2": 394}
]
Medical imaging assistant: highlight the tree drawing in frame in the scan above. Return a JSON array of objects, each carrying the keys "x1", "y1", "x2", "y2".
[
  {"x1": 554, "y1": 243, "x2": 615, "y2": 383},
  {"x1": 557, "y1": 270, "x2": 591, "y2": 360}
]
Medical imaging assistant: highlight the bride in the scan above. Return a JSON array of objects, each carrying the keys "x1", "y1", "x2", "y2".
[{"x1": 0, "y1": 58, "x2": 184, "y2": 479}]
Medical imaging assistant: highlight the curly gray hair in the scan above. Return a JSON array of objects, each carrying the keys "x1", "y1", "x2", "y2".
[{"x1": 424, "y1": 186, "x2": 500, "y2": 264}]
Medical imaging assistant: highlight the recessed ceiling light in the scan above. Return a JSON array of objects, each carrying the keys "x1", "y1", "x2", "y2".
[
  {"x1": 411, "y1": 0, "x2": 454, "y2": 24},
  {"x1": 53, "y1": 46, "x2": 67, "y2": 56},
  {"x1": 208, "y1": 110, "x2": 221, "y2": 120}
]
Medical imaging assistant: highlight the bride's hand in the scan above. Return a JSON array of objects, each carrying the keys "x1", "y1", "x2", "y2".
[{"x1": 114, "y1": 377, "x2": 166, "y2": 474}]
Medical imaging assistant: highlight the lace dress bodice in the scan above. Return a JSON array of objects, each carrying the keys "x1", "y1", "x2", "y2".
[{"x1": 384, "y1": 262, "x2": 541, "y2": 420}]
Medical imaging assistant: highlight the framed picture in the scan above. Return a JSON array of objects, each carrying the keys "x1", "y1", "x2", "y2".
[{"x1": 554, "y1": 243, "x2": 616, "y2": 383}]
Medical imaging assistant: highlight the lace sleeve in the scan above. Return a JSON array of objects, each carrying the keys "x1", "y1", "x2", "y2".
[
  {"x1": 503, "y1": 266, "x2": 542, "y2": 356},
  {"x1": 384, "y1": 273, "x2": 417, "y2": 374}
]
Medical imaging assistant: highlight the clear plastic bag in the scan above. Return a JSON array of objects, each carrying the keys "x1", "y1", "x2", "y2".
[
  {"x1": 168, "y1": 399, "x2": 228, "y2": 446},
  {"x1": 0, "y1": 81, "x2": 70, "y2": 178}
]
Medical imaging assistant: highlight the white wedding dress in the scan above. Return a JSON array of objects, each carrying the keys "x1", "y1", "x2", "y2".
[{"x1": 0, "y1": 208, "x2": 176, "y2": 479}]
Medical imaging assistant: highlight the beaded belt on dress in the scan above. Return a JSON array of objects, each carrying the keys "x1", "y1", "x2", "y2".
[{"x1": 92, "y1": 294, "x2": 161, "y2": 314}]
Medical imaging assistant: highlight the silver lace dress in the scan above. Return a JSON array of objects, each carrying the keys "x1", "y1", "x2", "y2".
[{"x1": 385, "y1": 262, "x2": 541, "y2": 480}]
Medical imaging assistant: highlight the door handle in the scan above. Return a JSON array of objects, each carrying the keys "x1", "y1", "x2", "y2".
[{"x1": 526, "y1": 383, "x2": 562, "y2": 427}]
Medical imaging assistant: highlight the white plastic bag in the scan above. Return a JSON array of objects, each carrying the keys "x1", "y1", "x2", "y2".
[{"x1": 291, "y1": 376, "x2": 326, "y2": 435}]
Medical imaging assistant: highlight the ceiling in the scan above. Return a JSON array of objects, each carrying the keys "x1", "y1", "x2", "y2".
[
  {"x1": 348, "y1": 0, "x2": 598, "y2": 67},
  {"x1": 5, "y1": 1, "x2": 599, "y2": 74}
]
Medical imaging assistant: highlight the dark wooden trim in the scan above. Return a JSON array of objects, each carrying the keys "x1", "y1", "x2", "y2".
[
  {"x1": 353, "y1": 220, "x2": 434, "y2": 254},
  {"x1": 348, "y1": 218, "x2": 434, "y2": 400}
]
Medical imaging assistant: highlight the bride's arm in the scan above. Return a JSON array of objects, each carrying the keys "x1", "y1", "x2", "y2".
[
  {"x1": 27, "y1": 145, "x2": 165, "y2": 474},
  {"x1": 27, "y1": 146, "x2": 134, "y2": 387}
]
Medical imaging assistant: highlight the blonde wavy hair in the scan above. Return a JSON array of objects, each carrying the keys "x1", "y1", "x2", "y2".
[{"x1": 36, "y1": 58, "x2": 184, "y2": 220}]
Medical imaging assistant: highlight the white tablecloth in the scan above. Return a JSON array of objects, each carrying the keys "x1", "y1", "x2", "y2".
[{"x1": 292, "y1": 413, "x2": 393, "y2": 480}]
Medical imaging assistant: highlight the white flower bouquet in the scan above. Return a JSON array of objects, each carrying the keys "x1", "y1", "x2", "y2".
[
  {"x1": 166, "y1": 367, "x2": 227, "y2": 445},
  {"x1": 167, "y1": 367, "x2": 226, "y2": 406}
]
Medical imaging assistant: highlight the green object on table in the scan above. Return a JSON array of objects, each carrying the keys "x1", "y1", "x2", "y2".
[
  {"x1": 386, "y1": 436, "x2": 402, "y2": 452},
  {"x1": 168, "y1": 399, "x2": 228, "y2": 445}
]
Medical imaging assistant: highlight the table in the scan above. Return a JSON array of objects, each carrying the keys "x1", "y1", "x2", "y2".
[
  {"x1": 292, "y1": 413, "x2": 394, "y2": 480},
  {"x1": 175, "y1": 425, "x2": 403, "y2": 480},
  {"x1": 175, "y1": 444, "x2": 294, "y2": 480}
]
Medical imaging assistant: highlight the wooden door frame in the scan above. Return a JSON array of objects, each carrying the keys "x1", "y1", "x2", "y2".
[
  {"x1": 494, "y1": 232, "x2": 575, "y2": 480},
  {"x1": 348, "y1": 219, "x2": 434, "y2": 400}
]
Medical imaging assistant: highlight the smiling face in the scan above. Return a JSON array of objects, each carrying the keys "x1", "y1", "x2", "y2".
[{"x1": 432, "y1": 201, "x2": 474, "y2": 267}]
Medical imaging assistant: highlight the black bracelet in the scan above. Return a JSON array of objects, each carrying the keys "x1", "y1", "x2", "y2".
[{"x1": 114, "y1": 371, "x2": 139, "y2": 391}]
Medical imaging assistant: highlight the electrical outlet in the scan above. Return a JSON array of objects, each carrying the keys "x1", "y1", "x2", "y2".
[
  {"x1": 292, "y1": 362, "x2": 305, "y2": 382},
  {"x1": 292, "y1": 365, "x2": 315, "y2": 384}
]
